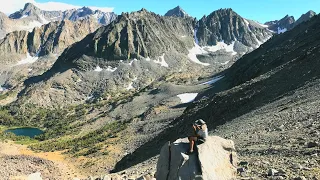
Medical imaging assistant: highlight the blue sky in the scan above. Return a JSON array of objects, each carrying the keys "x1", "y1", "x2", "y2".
[{"x1": 35, "y1": 0, "x2": 320, "y2": 23}]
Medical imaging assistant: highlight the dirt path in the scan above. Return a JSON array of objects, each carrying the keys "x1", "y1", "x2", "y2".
[{"x1": 0, "y1": 141, "x2": 87, "y2": 180}]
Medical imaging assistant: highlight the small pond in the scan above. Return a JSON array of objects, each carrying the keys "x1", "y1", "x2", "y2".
[{"x1": 5, "y1": 127, "x2": 44, "y2": 138}]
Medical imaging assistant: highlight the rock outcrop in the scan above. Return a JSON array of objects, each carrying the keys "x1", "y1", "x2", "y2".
[{"x1": 156, "y1": 136, "x2": 237, "y2": 180}]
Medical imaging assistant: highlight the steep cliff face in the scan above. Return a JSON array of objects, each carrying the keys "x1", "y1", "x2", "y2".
[
  {"x1": 0, "y1": 31, "x2": 29, "y2": 64},
  {"x1": 196, "y1": 9, "x2": 272, "y2": 48},
  {"x1": 0, "y1": 19, "x2": 100, "y2": 64}
]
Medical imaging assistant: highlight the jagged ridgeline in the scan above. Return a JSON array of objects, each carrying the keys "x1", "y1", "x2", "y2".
[
  {"x1": 51, "y1": 9, "x2": 195, "y2": 71},
  {"x1": 0, "y1": 3, "x2": 117, "y2": 40},
  {"x1": 0, "y1": 19, "x2": 100, "y2": 64},
  {"x1": 265, "y1": 10, "x2": 316, "y2": 33},
  {"x1": 17, "y1": 8, "x2": 274, "y2": 107}
]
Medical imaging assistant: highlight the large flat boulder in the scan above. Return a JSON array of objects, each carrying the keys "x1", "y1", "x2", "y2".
[{"x1": 156, "y1": 136, "x2": 237, "y2": 180}]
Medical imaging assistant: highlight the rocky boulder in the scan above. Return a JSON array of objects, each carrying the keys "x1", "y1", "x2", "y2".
[{"x1": 156, "y1": 136, "x2": 237, "y2": 180}]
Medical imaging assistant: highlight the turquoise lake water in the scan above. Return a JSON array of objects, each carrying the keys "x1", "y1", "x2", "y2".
[{"x1": 5, "y1": 127, "x2": 44, "y2": 138}]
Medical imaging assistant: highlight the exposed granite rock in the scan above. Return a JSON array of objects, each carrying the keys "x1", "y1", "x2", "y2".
[{"x1": 156, "y1": 136, "x2": 237, "y2": 180}]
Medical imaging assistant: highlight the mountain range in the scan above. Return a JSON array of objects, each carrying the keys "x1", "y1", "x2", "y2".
[
  {"x1": 15, "y1": 8, "x2": 274, "y2": 107},
  {"x1": 0, "y1": 3, "x2": 116, "y2": 40},
  {"x1": 0, "y1": 3, "x2": 319, "y2": 179}
]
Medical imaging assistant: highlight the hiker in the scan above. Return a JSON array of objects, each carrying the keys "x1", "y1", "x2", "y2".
[{"x1": 187, "y1": 119, "x2": 208, "y2": 154}]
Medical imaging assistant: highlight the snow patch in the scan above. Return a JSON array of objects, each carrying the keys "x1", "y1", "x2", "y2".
[
  {"x1": 221, "y1": 61, "x2": 230, "y2": 65},
  {"x1": 277, "y1": 27, "x2": 287, "y2": 34},
  {"x1": 154, "y1": 54, "x2": 168, "y2": 67},
  {"x1": 258, "y1": 23, "x2": 269, "y2": 28},
  {"x1": 201, "y1": 76, "x2": 224, "y2": 85},
  {"x1": 16, "y1": 53, "x2": 38, "y2": 65},
  {"x1": 94, "y1": 66, "x2": 103, "y2": 72},
  {"x1": 106, "y1": 66, "x2": 117, "y2": 72},
  {"x1": 94, "y1": 65, "x2": 117, "y2": 72},
  {"x1": 0, "y1": 86, "x2": 7, "y2": 92},
  {"x1": 177, "y1": 93, "x2": 198, "y2": 103},
  {"x1": 145, "y1": 57, "x2": 151, "y2": 61},
  {"x1": 126, "y1": 82, "x2": 134, "y2": 90},
  {"x1": 28, "y1": 68, "x2": 33, "y2": 72},
  {"x1": 39, "y1": 14, "x2": 49, "y2": 24},
  {"x1": 187, "y1": 43, "x2": 210, "y2": 66},
  {"x1": 129, "y1": 59, "x2": 138, "y2": 66},
  {"x1": 20, "y1": 15, "x2": 29, "y2": 19},
  {"x1": 93, "y1": 12, "x2": 104, "y2": 23},
  {"x1": 204, "y1": 41, "x2": 237, "y2": 55}
]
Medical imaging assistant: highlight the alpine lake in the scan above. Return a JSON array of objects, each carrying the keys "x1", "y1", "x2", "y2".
[{"x1": 5, "y1": 127, "x2": 44, "y2": 138}]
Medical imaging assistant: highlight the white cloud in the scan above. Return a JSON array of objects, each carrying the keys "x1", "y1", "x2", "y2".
[
  {"x1": 0, "y1": 0, "x2": 33, "y2": 14},
  {"x1": 0, "y1": 0, "x2": 114, "y2": 15}
]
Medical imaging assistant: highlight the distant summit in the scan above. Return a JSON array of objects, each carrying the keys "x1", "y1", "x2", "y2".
[
  {"x1": 9, "y1": 3, "x2": 42, "y2": 19},
  {"x1": 295, "y1": 10, "x2": 316, "y2": 26},
  {"x1": 165, "y1": 6, "x2": 189, "y2": 18},
  {"x1": 265, "y1": 10, "x2": 316, "y2": 34},
  {"x1": 0, "y1": 3, "x2": 117, "y2": 39}
]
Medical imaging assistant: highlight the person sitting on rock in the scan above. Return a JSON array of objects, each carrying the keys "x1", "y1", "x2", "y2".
[{"x1": 187, "y1": 119, "x2": 208, "y2": 154}]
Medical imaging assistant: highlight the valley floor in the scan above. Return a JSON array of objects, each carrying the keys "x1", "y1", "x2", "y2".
[{"x1": 0, "y1": 141, "x2": 86, "y2": 179}]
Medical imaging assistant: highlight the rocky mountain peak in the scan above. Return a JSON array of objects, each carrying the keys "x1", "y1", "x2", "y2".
[
  {"x1": 295, "y1": 10, "x2": 316, "y2": 26},
  {"x1": 265, "y1": 11, "x2": 316, "y2": 33},
  {"x1": 9, "y1": 3, "x2": 42, "y2": 19},
  {"x1": 281, "y1": 15, "x2": 295, "y2": 23},
  {"x1": 196, "y1": 8, "x2": 272, "y2": 47},
  {"x1": 165, "y1": 6, "x2": 189, "y2": 18},
  {"x1": 306, "y1": 10, "x2": 316, "y2": 16},
  {"x1": 23, "y1": 2, "x2": 39, "y2": 10},
  {"x1": 265, "y1": 14, "x2": 295, "y2": 33},
  {"x1": 49, "y1": 9, "x2": 195, "y2": 71},
  {"x1": 78, "y1": 6, "x2": 94, "y2": 15}
]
